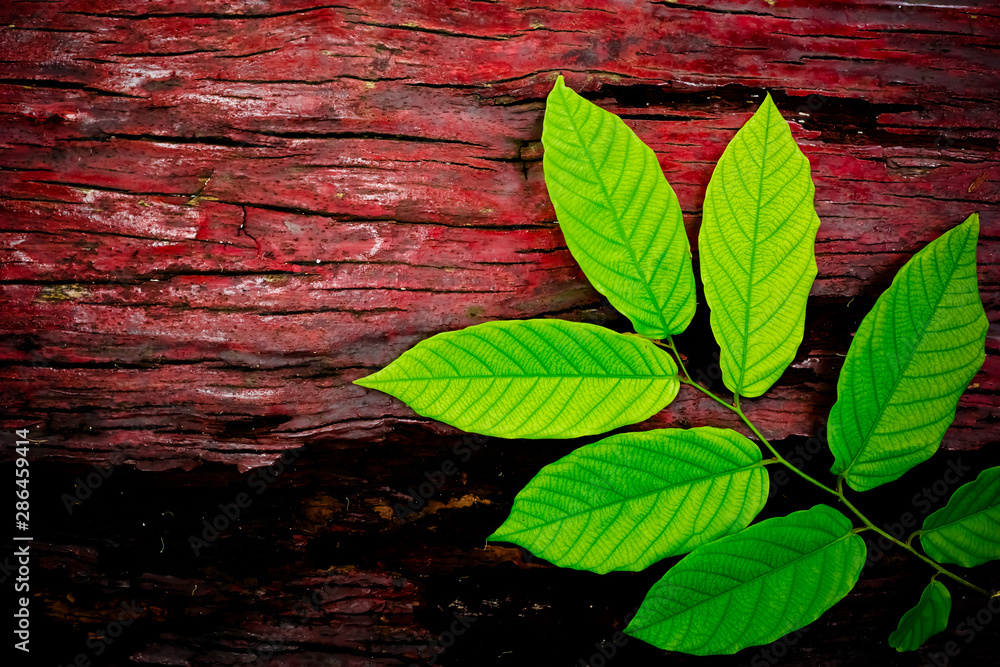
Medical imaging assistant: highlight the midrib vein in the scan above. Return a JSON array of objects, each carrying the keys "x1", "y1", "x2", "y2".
[
  {"x1": 637, "y1": 531, "x2": 855, "y2": 628},
  {"x1": 373, "y1": 373, "x2": 677, "y2": 382},
  {"x1": 562, "y1": 89, "x2": 668, "y2": 332},
  {"x1": 842, "y1": 229, "x2": 971, "y2": 478},
  {"x1": 501, "y1": 462, "x2": 764, "y2": 530},
  {"x1": 737, "y1": 105, "x2": 770, "y2": 396}
]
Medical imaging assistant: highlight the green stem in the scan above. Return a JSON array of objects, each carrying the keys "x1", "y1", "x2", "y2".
[
  {"x1": 663, "y1": 336, "x2": 690, "y2": 381},
  {"x1": 666, "y1": 347, "x2": 988, "y2": 597},
  {"x1": 837, "y1": 478, "x2": 988, "y2": 596},
  {"x1": 734, "y1": 401, "x2": 839, "y2": 498},
  {"x1": 676, "y1": 375, "x2": 839, "y2": 497}
]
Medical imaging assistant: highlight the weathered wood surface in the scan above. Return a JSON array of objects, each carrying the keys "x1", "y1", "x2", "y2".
[
  {"x1": 2, "y1": 1, "x2": 999, "y2": 665},
  {"x1": 3, "y1": 0, "x2": 1000, "y2": 469}
]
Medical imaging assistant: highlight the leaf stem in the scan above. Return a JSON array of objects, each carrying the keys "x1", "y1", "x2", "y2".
[
  {"x1": 733, "y1": 401, "x2": 838, "y2": 498},
  {"x1": 667, "y1": 345, "x2": 988, "y2": 598},
  {"x1": 836, "y1": 478, "x2": 987, "y2": 596},
  {"x1": 663, "y1": 336, "x2": 690, "y2": 381},
  {"x1": 676, "y1": 375, "x2": 838, "y2": 498}
]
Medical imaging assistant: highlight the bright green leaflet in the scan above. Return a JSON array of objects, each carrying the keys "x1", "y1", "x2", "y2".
[
  {"x1": 488, "y1": 427, "x2": 769, "y2": 574},
  {"x1": 542, "y1": 75, "x2": 696, "y2": 338},
  {"x1": 918, "y1": 466, "x2": 1000, "y2": 567},
  {"x1": 625, "y1": 505, "x2": 866, "y2": 655},
  {"x1": 888, "y1": 579, "x2": 951, "y2": 652},
  {"x1": 355, "y1": 70, "x2": 992, "y2": 655},
  {"x1": 354, "y1": 319, "x2": 678, "y2": 439},
  {"x1": 828, "y1": 214, "x2": 987, "y2": 492},
  {"x1": 699, "y1": 93, "x2": 820, "y2": 398}
]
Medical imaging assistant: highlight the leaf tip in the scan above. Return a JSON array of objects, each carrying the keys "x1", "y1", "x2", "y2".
[
  {"x1": 623, "y1": 614, "x2": 647, "y2": 643},
  {"x1": 964, "y1": 211, "x2": 980, "y2": 232},
  {"x1": 486, "y1": 521, "x2": 513, "y2": 544},
  {"x1": 547, "y1": 74, "x2": 572, "y2": 109},
  {"x1": 759, "y1": 90, "x2": 779, "y2": 114},
  {"x1": 353, "y1": 373, "x2": 378, "y2": 389},
  {"x1": 952, "y1": 211, "x2": 982, "y2": 259},
  {"x1": 550, "y1": 74, "x2": 569, "y2": 100}
]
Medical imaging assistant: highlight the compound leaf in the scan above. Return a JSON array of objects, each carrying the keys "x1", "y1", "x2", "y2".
[
  {"x1": 625, "y1": 504, "x2": 866, "y2": 655},
  {"x1": 918, "y1": 466, "x2": 1000, "y2": 567},
  {"x1": 699, "y1": 93, "x2": 820, "y2": 398},
  {"x1": 829, "y1": 214, "x2": 987, "y2": 492},
  {"x1": 542, "y1": 75, "x2": 696, "y2": 338},
  {"x1": 888, "y1": 579, "x2": 951, "y2": 652},
  {"x1": 354, "y1": 319, "x2": 678, "y2": 439},
  {"x1": 488, "y1": 427, "x2": 769, "y2": 573}
]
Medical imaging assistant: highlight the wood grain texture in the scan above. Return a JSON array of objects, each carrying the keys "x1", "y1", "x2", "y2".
[
  {"x1": 2, "y1": 1, "x2": 999, "y2": 665},
  {"x1": 2, "y1": 0, "x2": 999, "y2": 469}
]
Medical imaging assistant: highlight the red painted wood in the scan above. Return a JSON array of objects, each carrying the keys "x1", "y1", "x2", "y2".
[
  {"x1": 4, "y1": 0, "x2": 999, "y2": 467},
  {"x1": 3, "y1": 1, "x2": 999, "y2": 468}
]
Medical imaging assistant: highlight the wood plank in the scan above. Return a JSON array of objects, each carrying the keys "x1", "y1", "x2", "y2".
[{"x1": 3, "y1": 2, "x2": 999, "y2": 664}]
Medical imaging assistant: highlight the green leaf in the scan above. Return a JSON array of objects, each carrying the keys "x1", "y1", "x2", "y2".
[
  {"x1": 354, "y1": 319, "x2": 678, "y2": 439},
  {"x1": 888, "y1": 579, "x2": 951, "y2": 652},
  {"x1": 488, "y1": 427, "x2": 769, "y2": 574},
  {"x1": 625, "y1": 504, "x2": 866, "y2": 655},
  {"x1": 828, "y1": 214, "x2": 987, "y2": 492},
  {"x1": 541, "y1": 75, "x2": 696, "y2": 338},
  {"x1": 918, "y1": 466, "x2": 1000, "y2": 567},
  {"x1": 699, "y1": 93, "x2": 821, "y2": 398}
]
